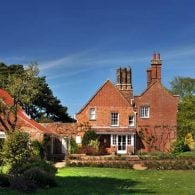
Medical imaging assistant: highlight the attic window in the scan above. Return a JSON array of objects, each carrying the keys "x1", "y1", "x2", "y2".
[{"x1": 89, "y1": 108, "x2": 96, "y2": 120}]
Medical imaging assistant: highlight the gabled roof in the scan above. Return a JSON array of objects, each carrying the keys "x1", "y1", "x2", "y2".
[
  {"x1": 0, "y1": 88, "x2": 53, "y2": 135},
  {"x1": 77, "y1": 80, "x2": 131, "y2": 114},
  {"x1": 134, "y1": 81, "x2": 179, "y2": 99}
]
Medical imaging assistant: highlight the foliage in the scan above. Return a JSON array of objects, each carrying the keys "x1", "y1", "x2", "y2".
[
  {"x1": 23, "y1": 167, "x2": 57, "y2": 188},
  {"x1": 0, "y1": 130, "x2": 32, "y2": 174},
  {"x1": 185, "y1": 133, "x2": 194, "y2": 150},
  {"x1": 0, "y1": 173, "x2": 10, "y2": 187},
  {"x1": 171, "y1": 139, "x2": 190, "y2": 154},
  {"x1": 12, "y1": 158, "x2": 57, "y2": 176},
  {"x1": 31, "y1": 140, "x2": 45, "y2": 159},
  {"x1": 144, "y1": 159, "x2": 195, "y2": 170},
  {"x1": 0, "y1": 63, "x2": 73, "y2": 124},
  {"x1": 177, "y1": 95, "x2": 195, "y2": 138},
  {"x1": 77, "y1": 122, "x2": 91, "y2": 132},
  {"x1": 82, "y1": 130, "x2": 98, "y2": 146},
  {"x1": 169, "y1": 77, "x2": 195, "y2": 140},
  {"x1": 10, "y1": 176, "x2": 37, "y2": 192},
  {"x1": 70, "y1": 137, "x2": 78, "y2": 154},
  {"x1": 88, "y1": 139, "x2": 100, "y2": 152},
  {"x1": 169, "y1": 76, "x2": 195, "y2": 100},
  {"x1": 0, "y1": 64, "x2": 42, "y2": 132}
]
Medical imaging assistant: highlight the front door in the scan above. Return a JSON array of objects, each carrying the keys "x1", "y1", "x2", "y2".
[{"x1": 117, "y1": 135, "x2": 127, "y2": 154}]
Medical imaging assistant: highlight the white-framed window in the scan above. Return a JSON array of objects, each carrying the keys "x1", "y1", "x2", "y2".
[
  {"x1": 111, "y1": 112, "x2": 119, "y2": 126},
  {"x1": 129, "y1": 115, "x2": 135, "y2": 127},
  {"x1": 127, "y1": 135, "x2": 131, "y2": 145},
  {"x1": 112, "y1": 135, "x2": 117, "y2": 145},
  {"x1": 89, "y1": 108, "x2": 96, "y2": 120},
  {"x1": 140, "y1": 106, "x2": 150, "y2": 118}
]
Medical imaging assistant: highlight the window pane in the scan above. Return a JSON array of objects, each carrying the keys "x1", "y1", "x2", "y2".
[
  {"x1": 112, "y1": 135, "x2": 116, "y2": 145},
  {"x1": 127, "y1": 135, "x2": 131, "y2": 145},
  {"x1": 89, "y1": 108, "x2": 96, "y2": 120},
  {"x1": 140, "y1": 106, "x2": 150, "y2": 118},
  {"x1": 111, "y1": 112, "x2": 119, "y2": 126},
  {"x1": 129, "y1": 116, "x2": 134, "y2": 126}
]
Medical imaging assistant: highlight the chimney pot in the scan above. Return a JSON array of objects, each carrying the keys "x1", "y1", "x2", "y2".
[
  {"x1": 153, "y1": 52, "x2": 156, "y2": 60},
  {"x1": 157, "y1": 53, "x2": 160, "y2": 59}
]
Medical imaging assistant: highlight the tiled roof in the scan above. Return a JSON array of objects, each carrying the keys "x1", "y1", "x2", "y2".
[
  {"x1": 41, "y1": 122, "x2": 77, "y2": 137},
  {"x1": 0, "y1": 88, "x2": 53, "y2": 135}
]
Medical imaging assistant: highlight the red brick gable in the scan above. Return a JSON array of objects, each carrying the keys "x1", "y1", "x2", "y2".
[
  {"x1": 77, "y1": 80, "x2": 131, "y2": 114},
  {"x1": 135, "y1": 81, "x2": 179, "y2": 126},
  {"x1": 135, "y1": 81, "x2": 179, "y2": 152}
]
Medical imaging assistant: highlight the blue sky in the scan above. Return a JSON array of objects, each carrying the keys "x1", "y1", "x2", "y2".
[{"x1": 0, "y1": 0, "x2": 195, "y2": 116}]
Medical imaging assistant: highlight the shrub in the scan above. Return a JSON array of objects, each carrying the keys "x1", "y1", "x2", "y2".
[
  {"x1": 82, "y1": 130, "x2": 98, "y2": 146},
  {"x1": 185, "y1": 133, "x2": 194, "y2": 150},
  {"x1": 0, "y1": 174, "x2": 10, "y2": 187},
  {"x1": 70, "y1": 137, "x2": 78, "y2": 154},
  {"x1": 79, "y1": 145, "x2": 98, "y2": 155},
  {"x1": 88, "y1": 139, "x2": 100, "y2": 152},
  {"x1": 10, "y1": 158, "x2": 57, "y2": 176},
  {"x1": 23, "y1": 167, "x2": 57, "y2": 188},
  {"x1": 172, "y1": 139, "x2": 190, "y2": 154},
  {"x1": 1, "y1": 130, "x2": 32, "y2": 173},
  {"x1": 10, "y1": 176, "x2": 37, "y2": 192},
  {"x1": 31, "y1": 140, "x2": 45, "y2": 159}
]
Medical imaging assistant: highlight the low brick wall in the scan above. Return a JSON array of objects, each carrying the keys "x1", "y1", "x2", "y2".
[{"x1": 66, "y1": 154, "x2": 195, "y2": 170}]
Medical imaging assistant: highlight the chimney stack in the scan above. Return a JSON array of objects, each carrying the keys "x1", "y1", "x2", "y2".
[
  {"x1": 116, "y1": 66, "x2": 133, "y2": 101},
  {"x1": 147, "y1": 52, "x2": 162, "y2": 87}
]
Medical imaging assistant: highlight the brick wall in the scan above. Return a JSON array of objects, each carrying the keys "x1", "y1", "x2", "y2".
[
  {"x1": 135, "y1": 82, "x2": 179, "y2": 152},
  {"x1": 76, "y1": 80, "x2": 134, "y2": 127}
]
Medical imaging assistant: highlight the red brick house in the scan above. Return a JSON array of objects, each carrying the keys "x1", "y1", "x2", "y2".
[{"x1": 76, "y1": 53, "x2": 179, "y2": 154}]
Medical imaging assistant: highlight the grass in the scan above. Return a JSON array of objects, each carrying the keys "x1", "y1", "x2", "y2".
[{"x1": 1, "y1": 167, "x2": 195, "y2": 194}]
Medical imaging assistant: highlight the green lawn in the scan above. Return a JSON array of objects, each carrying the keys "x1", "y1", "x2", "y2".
[{"x1": 1, "y1": 167, "x2": 195, "y2": 194}]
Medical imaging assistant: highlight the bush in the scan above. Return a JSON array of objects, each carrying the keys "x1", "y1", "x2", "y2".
[
  {"x1": 88, "y1": 139, "x2": 100, "y2": 152},
  {"x1": 23, "y1": 167, "x2": 57, "y2": 188},
  {"x1": 70, "y1": 137, "x2": 78, "y2": 154},
  {"x1": 78, "y1": 145, "x2": 98, "y2": 155},
  {"x1": 1, "y1": 130, "x2": 32, "y2": 174},
  {"x1": 172, "y1": 139, "x2": 190, "y2": 154},
  {"x1": 82, "y1": 130, "x2": 98, "y2": 146},
  {"x1": 10, "y1": 176, "x2": 36, "y2": 192},
  {"x1": 31, "y1": 140, "x2": 45, "y2": 159},
  {"x1": 10, "y1": 158, "x2": 57, "y2": 176},
  {"x1": 0, "y1": 174, "x2": 10, "y2": 187}
]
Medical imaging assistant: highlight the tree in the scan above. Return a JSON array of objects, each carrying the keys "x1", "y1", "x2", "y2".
[
  {"x1": 0, "y1": 63, "x2": 73, "y2": 124},
  {"x1": 169, "y1": 76, "x2": 195, "y2": 100},
  {"x1": 169, "y1": 76, "x2": 195, "y2": 140},
  {"x1": 177, "y1": 95, "x2": 195, "y2": 138},
  {"x1": 0, "y1": 64, "x2": 41, "y2": 132}
]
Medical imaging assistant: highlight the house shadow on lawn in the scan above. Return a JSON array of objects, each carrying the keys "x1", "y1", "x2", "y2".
[{"x1": 56, "y1": 176, "x2": 154, "y2": 194}]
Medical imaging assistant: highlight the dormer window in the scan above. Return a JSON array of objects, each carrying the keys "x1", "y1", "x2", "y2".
[
  {"x1": 129, "y1": 115, "x2": 135, "y2": 127},
  {"x1": 89, "y1": 108, "x2": 96, "y2": 120},
  {"x1": 140, "y1": 106, "x2": 150, "y2": 118}
]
